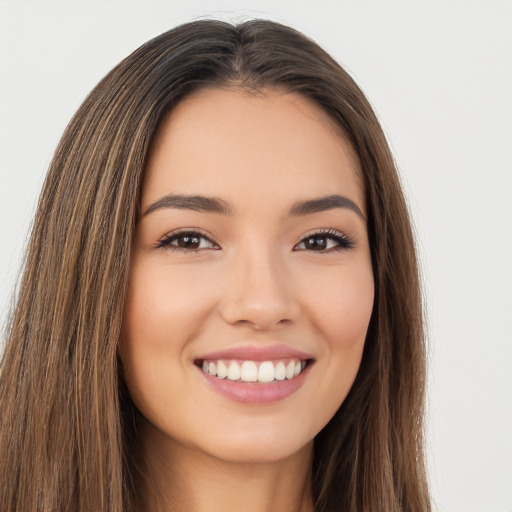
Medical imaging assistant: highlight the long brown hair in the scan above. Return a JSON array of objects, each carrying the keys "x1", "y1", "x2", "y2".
[{"x1": 0, "y1": 19, "x2": 430, "y2": 511}]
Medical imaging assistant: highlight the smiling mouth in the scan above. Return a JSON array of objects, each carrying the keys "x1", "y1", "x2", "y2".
[{"x1": 194, "y1": 358, "x2": 313, "y2": 383}]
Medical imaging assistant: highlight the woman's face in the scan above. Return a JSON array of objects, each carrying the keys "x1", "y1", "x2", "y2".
[{"x1": 121, "y1": 88, "x2": 374, "y2": 464}]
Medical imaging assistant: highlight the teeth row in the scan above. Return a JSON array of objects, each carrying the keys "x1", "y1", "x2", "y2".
[{"x1": 201, "y1": 359, "x2": 306, "y2": 383}]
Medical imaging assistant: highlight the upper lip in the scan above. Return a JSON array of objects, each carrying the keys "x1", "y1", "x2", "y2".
[{"x1": 196, "y1": 344, "x2": 314, "y2": 362}]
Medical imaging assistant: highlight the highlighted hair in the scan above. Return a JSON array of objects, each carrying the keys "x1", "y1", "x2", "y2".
[{"x1": 0, "y1": 19, "x2": 429, "y2": 511}]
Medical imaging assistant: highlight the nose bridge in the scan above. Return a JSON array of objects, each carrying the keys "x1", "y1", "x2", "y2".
[{"x1": 220, "y1": 238, "x2": 299, "y2": 329}]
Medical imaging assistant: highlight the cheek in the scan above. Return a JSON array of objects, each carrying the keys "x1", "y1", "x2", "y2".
[
  {"x1": 120, "y1": 262, "x2": 218, "y2": 408},
  {"x1": 123, "y1": 262, "x2": 217, "y2": 348},
  {"x1": 297, "y1": 261, "x2": 374, "y2": 425},
  {"x1": 303, "y1": 263, "x2": 374, "y2": 349}
]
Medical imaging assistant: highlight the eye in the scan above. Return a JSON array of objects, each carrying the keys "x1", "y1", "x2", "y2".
[
  {"x1": 156, "y1": 230, "x2": 219, "y2": 252},
  {"x1": 294, "y1": 229, "x2": 354, "y2": 252}
]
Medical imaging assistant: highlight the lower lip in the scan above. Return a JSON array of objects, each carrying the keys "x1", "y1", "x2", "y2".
[{"x1": 197, "y1": 364, "x2": 312, "y2": 404}]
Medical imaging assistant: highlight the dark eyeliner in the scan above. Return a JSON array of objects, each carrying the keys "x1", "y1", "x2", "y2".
[
  {"x1": 295, "y1": 228, "x2": 355, "y2": 252},
  {"x1": 324, "y1": 228, "x2": 355, "y2": 250},
  {"x1": 156, "y1": 229, "x2": 219, "y2": 252}
]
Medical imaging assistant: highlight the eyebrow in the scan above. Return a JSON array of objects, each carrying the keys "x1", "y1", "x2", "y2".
[
  {"x1": 289, "y1": 194, "x2": 365, "y2": 220},
  {"x1": 143, "y1": 193, "x2": 364, "y2": 220},
  {"x1": 143, "y1": 194, "x2": 233, "y2": 216}
]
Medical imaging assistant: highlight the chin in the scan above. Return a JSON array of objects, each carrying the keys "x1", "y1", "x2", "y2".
[
  {"x1": 209, "y1": 437, "x2": 313, "y2": 466},
  {"x1": 189, "y1": 421, "x2": 315, "y2": 465}
]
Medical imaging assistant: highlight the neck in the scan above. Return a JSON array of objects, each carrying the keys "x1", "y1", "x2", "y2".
[{"x1": 136, "y1": 420, "x2": 314, "y2": 512}]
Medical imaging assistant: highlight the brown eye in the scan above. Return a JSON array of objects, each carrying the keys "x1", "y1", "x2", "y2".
[
  {"x1": 294, "y1": 230, "x2": 355, "y2": 252},
  {"x1": 157, "y1": 231, "x2": 219, "y2": 251},
  {"x1": 176, "y1": 234, "x2": 201, "y2": 249},
  {"x1": 303, "y1": 236, "x2": 328, "y2": 250}
]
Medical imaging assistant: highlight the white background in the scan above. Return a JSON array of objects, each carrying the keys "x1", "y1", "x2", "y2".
[{"x1": 1, "y1": 1, "x2": 511, "y2": 511}]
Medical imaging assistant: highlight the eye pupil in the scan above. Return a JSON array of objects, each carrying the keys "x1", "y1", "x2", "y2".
[
  {"x1": 178, "y1": 235, "x2": 200, "y2": 248},
  {"x1": 305, "y1": 236, "x2": 327, "y2": 250}
]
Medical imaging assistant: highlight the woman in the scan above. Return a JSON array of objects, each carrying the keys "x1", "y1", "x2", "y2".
[{"x1": 0, "y1": 19, "x2": 430, "y2": 512}]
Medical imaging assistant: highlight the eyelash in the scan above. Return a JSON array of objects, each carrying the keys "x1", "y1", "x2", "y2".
[
  {"x1": 294, "y1": 228, "x2": 355, "y2": 253},
  {"x1": 156, "y1": 228, "x2": 355, "y2": 253},
  {"x1": 156, "y1": 229, "x2": 218, "y2": 253}
]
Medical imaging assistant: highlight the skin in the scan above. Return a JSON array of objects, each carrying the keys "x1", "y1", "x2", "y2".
[{"x1": 121, "y1": 88, "x2": 374, "y2": 512}]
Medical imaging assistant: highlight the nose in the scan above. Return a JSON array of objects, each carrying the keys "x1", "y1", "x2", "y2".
[{"x1": 219, "y1": 246, "x2": 301, "y2": 331}]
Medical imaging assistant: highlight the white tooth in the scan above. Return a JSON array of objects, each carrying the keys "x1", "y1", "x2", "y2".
[
  {"x1": 258, "y1": 361, "x2": 275, "y2": 382},
  {"x1": 275, "y1": 361, "x2": 286, "y2": 381},
  {"x1": 227, "y1": 361, "x2": 241, "y2": 381},
  {"x1": 202, "y1": 360, "x2": 208, "y2": 373},
  {"x1": 208, "y1": 362, "x2": 217, "y2": 376},
  {"x1": 240, "y1": 361, "x2": 258, "y2": 382},
  {"x1": 301, "y1": 360, "x2": 306, "y2": 370},
  {"x1": 286, "y1": 361, "x2": 295, "y2": 379},
  {"x1": 294, "y1": 361, "x2": 301, "y2": 376},
  {"x1": 216, "y1": 360, "x2": 228, "y2": 379}
]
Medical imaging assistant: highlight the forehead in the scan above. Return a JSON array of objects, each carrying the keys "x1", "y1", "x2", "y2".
[{"x1": 143, "y1": 87, "x2": 364, "y2": 214}]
